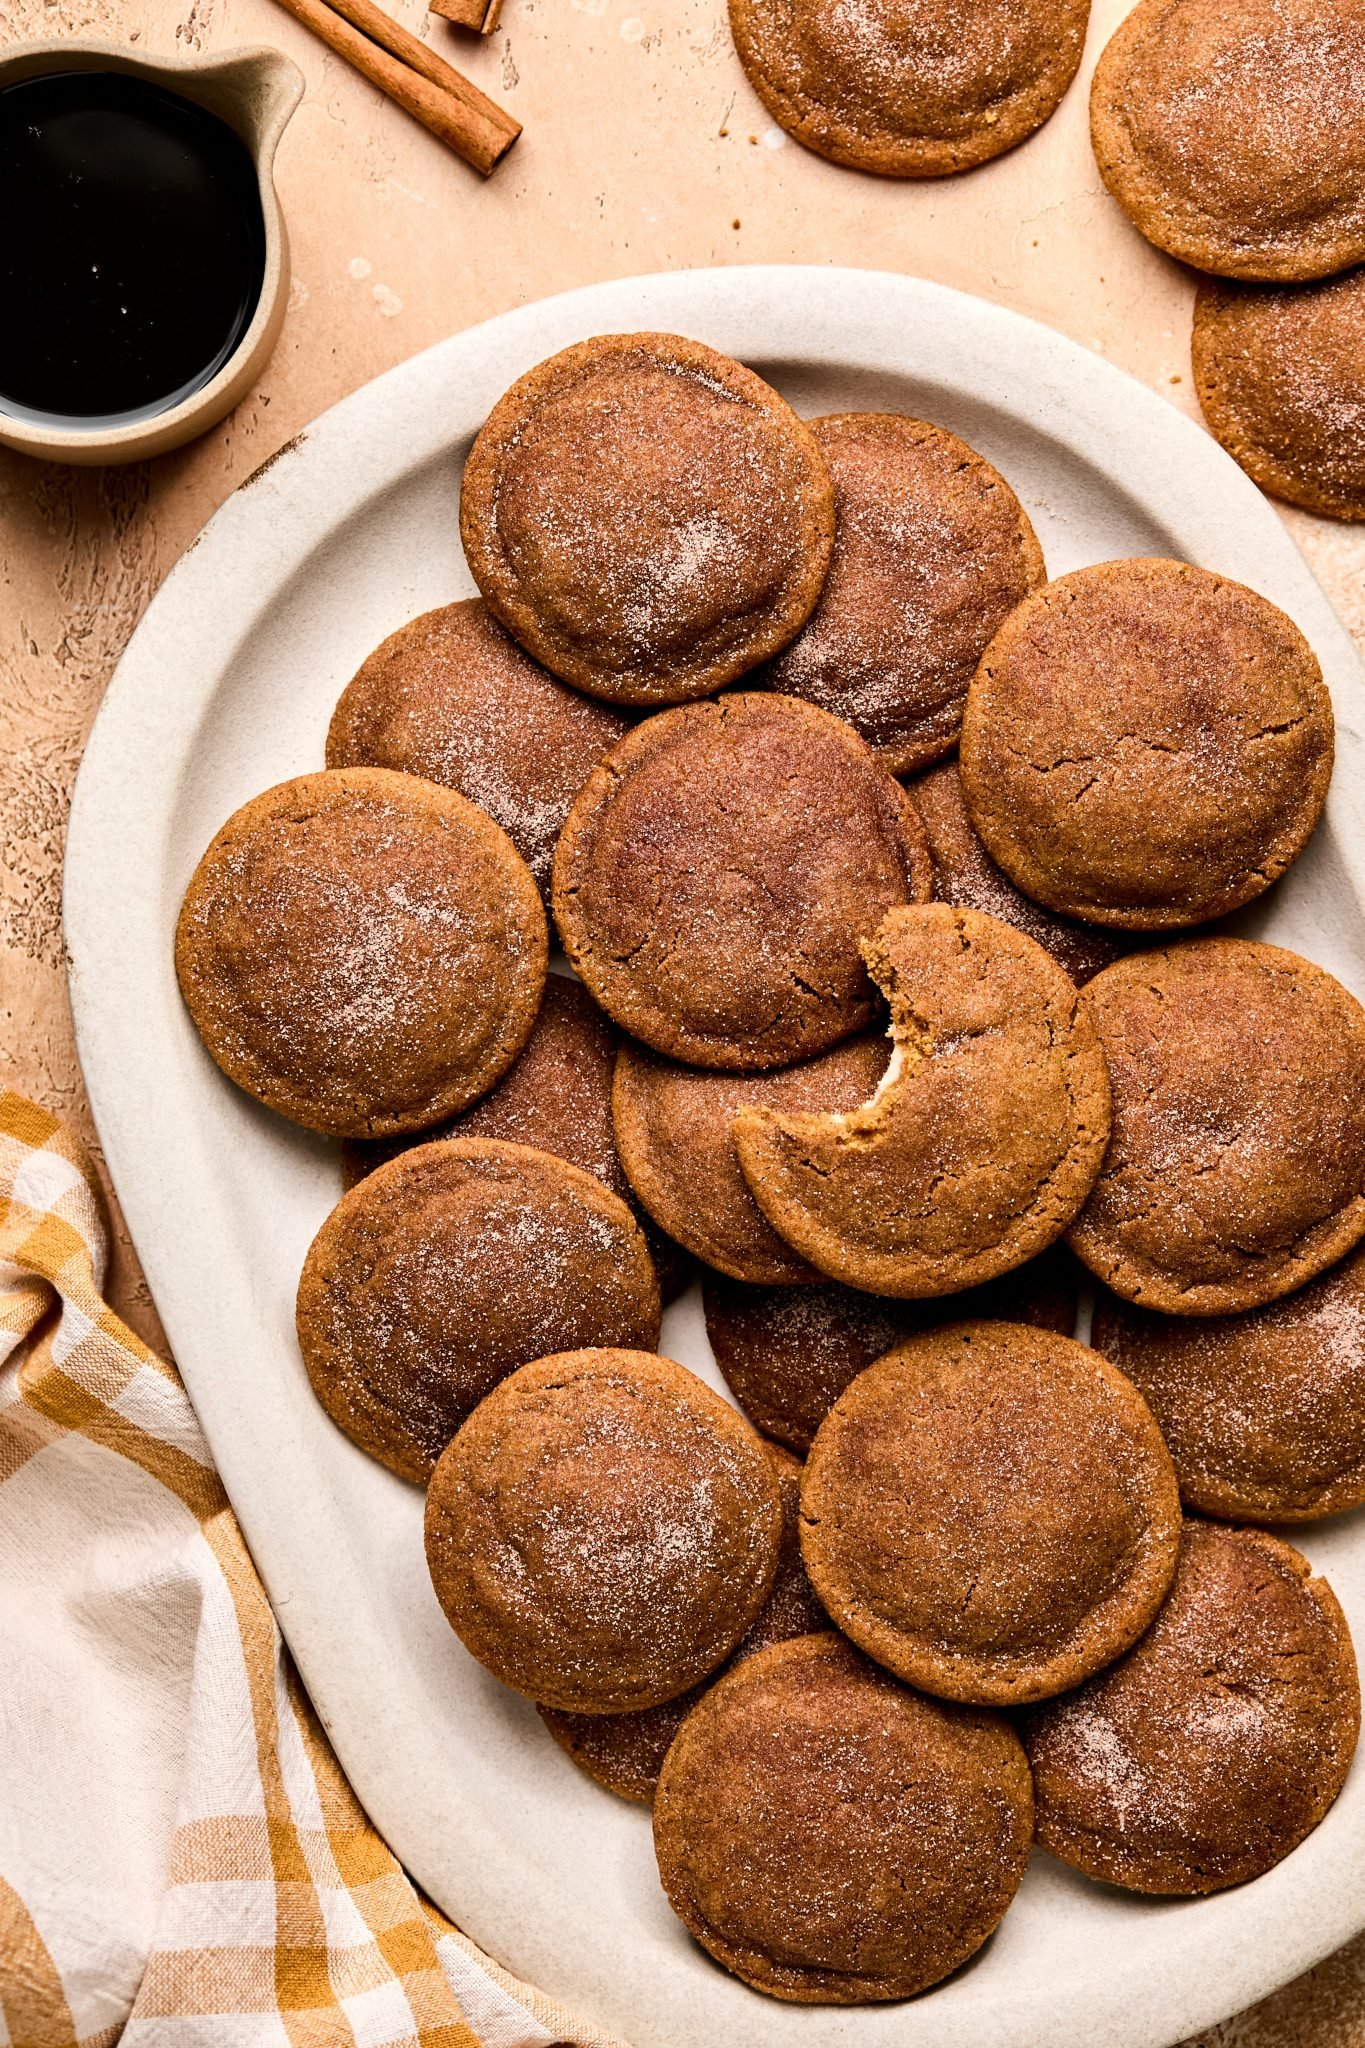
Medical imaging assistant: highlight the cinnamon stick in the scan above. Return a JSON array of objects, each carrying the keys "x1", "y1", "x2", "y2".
[
  {"x1": 429, "y1": 0, "x2": 505, "y2": 36},
  {"x1": 272, "y1": 0, "x2": 520, "y2": 175}
]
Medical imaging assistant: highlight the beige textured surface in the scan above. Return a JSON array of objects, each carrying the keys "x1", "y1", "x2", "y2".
[{"x1": 2, "y1": 0, "x2": 1363, "y2": 2035}]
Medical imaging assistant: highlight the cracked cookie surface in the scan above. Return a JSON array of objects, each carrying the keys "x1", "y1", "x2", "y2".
[
  {"x1": 552, "y1": 692, "x2": 931, "y2": 1070},
  {"x1": 652, "y1": 1632, "x2": 1033, "y2": 2003},
  {"x1": 800, "y1": 1321, "x2": 1180, "y2": 1704},
  {"x1": 1069, "y1": 940, "x2": 1365, "y2": 1315},
  {"x1": 459, "y1": 334, "x2": 834, "y2": 706},
  {"x1": 1024, "y1": 1520, "x2": 1360, "y2": 1893},
  {"x1": 423, "y1": 1347, "x2": 782, "y2": 1713},
  {"x1": 959, "y1": 558, "x2": 1333, "y2": 930},
  {"x1": 733, "y1": 904, "x2": 1111, "y2": 1296}
]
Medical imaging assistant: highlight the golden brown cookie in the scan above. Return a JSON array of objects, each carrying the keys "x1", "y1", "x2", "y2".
[
  {"x1": 1070, "y1": 941, "x2": 1365, "y2": 1315},
  {"x1": 729, "y1": 0, "x2": 1089, "y2": 178},
  {"x1": 1193, "y1": 270, "x2": 1365, "y2": 522},
  {"x1": 612, "y1": 1034, "x2": 889, "y2": 1285},
  {"x1": 341, "y1": 974, "x2": 691, "y2": 1303},
  {"x1": 175, "y1": 769, "x2": 547, "y2": 1138},
  {"x1": 703, "y1": 1242, "x2": 1082, "y2": 1451},
  {"x1": 553, "y1": 693, "x2": 932, "y2": 1071},
  {"x1": 911, "y1": 759, "x2": 1130, "y2": 985},
  {"x1": 538, "y1": 1442, "x2": 827, "y2": 1802},
  {"x1": 1025, "y1": 1520, "x2": 1360, "y2": 1894},
  {"x1": 653, "y1": 1632, "x2": 1033, "y2": 2003},
  {"x1": 1092, "y1": 1245, "x2": 1365, "y2": 1522},
  {"x1": 295, "y1": 1140, "x2": 660, "y2": 1483},
  {"x1": 1090, "y1": 0, "x2": 1365, "y2": 282},
  {"x1": 326, "y1": 599, "x2": 632, "y2": 900},
  {"x1": 959, "y1": 559, "x2": 1334, "y2": 930},
  {"x1": 802, "y1": 1322, "x2": 1180, "y2": 1704},
  {"x1": 757, "y1": 415, "x2": 1045, "y2": 774},
  {"x1": 734, "y1": 905, "x2": 1111, "y2": 1296},
  {"x1": 460, "y1": 334, "x2": 834, "y2": 706},
  {"x1": 424, "y1": 1349, "x2": 782, "y2": 1712}
]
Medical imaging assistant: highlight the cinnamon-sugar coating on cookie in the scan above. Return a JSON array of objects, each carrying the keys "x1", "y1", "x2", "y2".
[
  {"x1": 175, "y1": 769, "x2": 547, "y2": 1138},
  {"x1": 911, "y1": 760, "x2": 1129, "y2": 986},
  {"x1": 959, "y1": 559, "x2": 1334, "y2": 930},
  {"x1": 342, "y1": 975, "x2": 691, "y2": 1303},
  {"x1": 653, "y1": 1633, "x2": 1033, "y2": 2003},
  {"x1": 539, "y1": 1443, "x2": 826, "y2": 1802},
  {"x1": 553, "y1": 693, "x2": 932, "y2": 1071},
  {"x1": 613, "y1": 1034, "x2": 890, "y2": 1285},
  {"x1": 728, "y1": 0, "x2": 1089, "y2": 178},
  {"x1": 1193, "y1": 270, "x2": 1365, "y2": 522},
  {"x1": 758, "y1": 415, "x2": 1045, "y2": 775},
  {"x1": 296, "y1": 1140, "x2": 660, "y2": 1483},
  {"x1": 1092, "y1": 1244, "x2": 1365, "y2": 1522},
  {"x1": 460, "y1": 334, "x2": 834, "y2": 706},
  {"x1": 734, "y1": 905, "x2": 1111, "y2": 1297},
  {"x1": 327, "y1": 599, "x2": 631, "y2": 900},
  {"x1": 424, "y1": 1349, "x2": 782, "y2": 1713},
  {"x1": 704, "y1": 1242, "x2": 1081, "y2": 1451},
  {"x1": 1069, "y1": 941, "x2": 1365, "y2": 1315},
  {"x1": 801, "y1": 1322, "x2": 1180, "y2": 1704},
  {"x1": 1025, "y1": 1521, "x2": 1360, "y2": 1893},
  {"x1": 1090, "y1": 0, "x2": 1365, "y2": 281}
]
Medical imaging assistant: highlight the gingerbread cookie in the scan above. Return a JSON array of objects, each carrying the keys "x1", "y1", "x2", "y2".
[
  {"x1": 553, "y1": 693, "x2": 931, "y2": 1070},
  {"x1": 1092, "y1": 1244, "x2": 1365, "y2": 1521},
  {"x1": 959, "y1": 559, "x2": 1334, "y2": 930},
  {"x1": 460, "y1": 334, "x2": 834, "y2": 706},
  {"x1": 613, "y1": 1033, "x2": 889, "y2": 1285},
  {"x1": 1090, "y1": 0, "x2": 1365, "y2": 282},
  {"x1": 1025, "y1": 1520, "x2": 1360, "y2": 1893},
  {"x1": 734, "y1": 905, "x2": 1111, "y2": 1296},
  {"x1": 729, "y1": 0, "x2": 1089, "y2": 178},
  {"x1": 1070, "y1": 941, "x2": 1365, "y2": 1315},
  {"x1": 1193, "y1": 270, "x2": 1365, "y2": 522},
  {"x1": 758, "y1": 415, "x2": 1045, "y2": 774},
  {"x1": 175, "y1": 769, "x2": 546, "y2": 1137},
  {"x1": 326, "y1": 599, "x2": 632, "y2": 899},
  {"x1": 802, "y1": 1322, "x2": 1180, "y2": 1703},
  {"x1": 295, "y1": 1140, "x2": 660, "y2": 1482},
  {"x1": 653, "y1": 1633, "x2": 1033, "y2": 2002},
  {"x1": 424, "y1": 1349, "x2": 782, "y2": 1712}
]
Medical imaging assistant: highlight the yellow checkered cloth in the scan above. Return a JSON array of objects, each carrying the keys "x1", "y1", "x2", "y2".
[{"x1": 0, "y1": 1089, "x2": 625, "y2": 2048}]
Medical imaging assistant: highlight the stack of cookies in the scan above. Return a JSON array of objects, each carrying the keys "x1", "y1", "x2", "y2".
[{"x1": 175, "y1": 331, "x2": 1364, "y2": 2009}]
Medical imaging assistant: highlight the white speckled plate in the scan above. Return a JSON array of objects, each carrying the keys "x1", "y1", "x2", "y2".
[{"x1": 64, "y1": 267, "x2": 1365, "y2": 2048}]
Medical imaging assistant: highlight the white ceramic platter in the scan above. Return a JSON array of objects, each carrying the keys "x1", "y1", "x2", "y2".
[{"x1": 65, "y1": 268, "x2": 1365, "y2": 2048}]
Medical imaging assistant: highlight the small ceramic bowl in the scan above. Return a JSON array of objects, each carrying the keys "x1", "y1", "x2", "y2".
[{"x1": 0, "y1": 38, "x2": 303, "y2": 466}]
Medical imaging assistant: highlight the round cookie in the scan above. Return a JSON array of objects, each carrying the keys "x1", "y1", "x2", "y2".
[
  {"x1": 959, "y1": 559, "x2": 1334, "y2": 930},
  {"x1": 801, "y1": 1322, "x2": 1180, "y2": 1704},
  {"x1": 1193, "y1": 269, "x2": 1365, "y2": 522},
  {"x1": 728, "y1": 0, "x2": 1089, "y2": 179},
  {"x1": 1025, "y1": 1520, "x2": 1360, "y2": 1894},
  {"x1": 175, "y1": 769, "x2": 547, "y2": 1137},
  {"x1": 539, "y1": 1442, "x2": 827, "y2": 1802},
  {"x1": 911, "y1": 759, "x2": 1129, "y2": 985},
  {"x1": 653, "y1": 1632, "x2": 1033, "y2": 2003},
  {"x1": 613, "y1": 1034, "x2": 890, "y2": 1285},
  {"x1": 1069, "y1": 940, "x2": 1365, "y2": 1316},
  {"x1": 341, "y1": 974, "x2": 691, "y2": 1303},
  {"x1": 295, "y1": 1140, "x2": 660, "y2": 1483},
  {"x1": 1090, "y1": 0, "x2": 1365, "y2": 282},
  {"x1": 704, "y1": 1242, "x2": 1082, "y2": 1451},
  {"x1": 1092, "y1": 1245, "x2": 1365, "y2": 1521},
  {"x1": 734, "y1": 905, "x2": 1111, "y2": 1296},
  {"x1": 553, "y1": 693, "x2": 932, "y2": 1071},
  {"x1": 424, "y1": 1348, "x2": 782, "y2": 1713},
  {"x1": 758, "y1": 415, "x2": 1045, "y2": 775},
  {"x1": 460, "y1": 334, "x2": 834, "y2": 706},
  {"x1": 326, "y1": 599, "x2": 632, "y2": 899}
]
